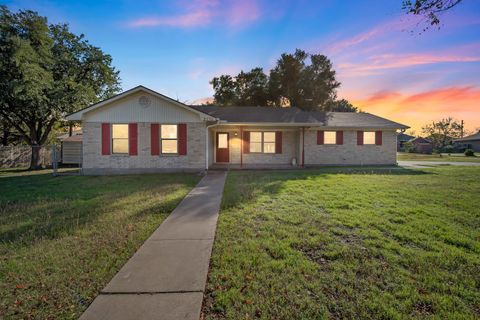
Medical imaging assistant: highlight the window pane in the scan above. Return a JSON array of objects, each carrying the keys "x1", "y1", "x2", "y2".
[
  {"x1": 250, "y1": 142, "x2": 262, "y2": 153},
  {"x1": 250, "y1": 132, "x2": 262, "y2": 142},
  {"x1": 264, "y1": 142, "x2": 275, "y2": 153},
  {"x1": 161, "y1": 125, "x2": 177, "y2": 139},
  {"x1": 324, "y1": 131, "x2": 337, "y2": 144},
  {"x1": 264, "y1": 132, "x2": 275, "y2": 143},
  {"x1": 364, "y1": 131, "x2": 376, "y2": 144},
  {"x1": 112, "y1": 139, "x2": 128, "y2": 153},
  {"x1": 162, "y1": 139, "x2": 178, "y2": 153},
  {"x1": 218, "y1": 133, "x2": 228, "y2": 148},
  {"x1": 112, "y1": 124, "x2": 128, "y2": 138}
]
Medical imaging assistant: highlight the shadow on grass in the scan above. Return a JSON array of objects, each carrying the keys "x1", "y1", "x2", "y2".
[
  {"x1": 222, "y1": 166, "x2": 432, "y2": 209},
  {"x1": 0, "y1": 172, "x2": 195, "y2": 246}
]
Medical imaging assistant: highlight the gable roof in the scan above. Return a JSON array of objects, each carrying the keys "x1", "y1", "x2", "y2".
[
  {"x1": 454, "y1": 131, "x2": 480, "y2": 142},
  {"x1": 66, "y1": 86, "x2": 217, "y2": 121},
  {"x1": 410, "y1": 137, "x2": 432, "y2": 144},
  {"x1": 397, "y1": 132, "x2": 415, "y2": 141},
  {"x1": 190, "y1": 105, "x2": 409, "y2": 129}
]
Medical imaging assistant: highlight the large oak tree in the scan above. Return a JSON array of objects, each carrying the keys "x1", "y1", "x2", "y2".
[
  {"x1": 210, "y1": 49, "x2": 355, "y2": 112},
  {"x1": 0, "y1": 6, "x2": 120, "y2": 169}
]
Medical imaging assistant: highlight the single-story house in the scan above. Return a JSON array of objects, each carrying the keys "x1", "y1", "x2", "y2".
[
  {"x1": 409, "y1": 137, "x2": 433, "y2": 154},
  {"x1": 397, "y1": 132, "x2": 415, "y2": 151},
  {"x1": 66, "y1": 85, "x2": 409, "y2": 174},
  {"x1": 453, "y1": 131, "x2": 480, "y2": 152}
]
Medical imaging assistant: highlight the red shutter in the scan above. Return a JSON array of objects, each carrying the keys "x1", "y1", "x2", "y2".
[
  {"x1": 317, "y1": 130, "x2": 324, "y2": 145},
  {"x1": 375, "y1": 131, "x2": 382, "y2": 145},
  {"x1": 151, "y1": 124, "x2": 159, "y2": 155},
  {"x1": 357, "y1": 131, "x2": 364, "y2": 145},
  {"x1": 129, "y1": 123, "x2": 138, "y2": 155},
  {"x1": 101, "y1": 123, "x2": 110, "y2": 155},
  {"x1": 275, "y1": 131, "x2": 282, "y2": 154},
  {"x1": 243, "y1": 131, "x2": 250, "y2": 154},
  {"x1": 336, "y1": 131, "x2": 344, "y2": 145},
  {"x1": 178, "y1": 123, "x2": 187, "y2": 155}
]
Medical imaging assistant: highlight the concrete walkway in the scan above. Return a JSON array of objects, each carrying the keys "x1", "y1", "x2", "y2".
[
  {"x1": 80, "y1": 171, "x2": 227, "y2": 320},
  {"x1": 398, "y1": 160, "x2": 480, "y2": 169}
]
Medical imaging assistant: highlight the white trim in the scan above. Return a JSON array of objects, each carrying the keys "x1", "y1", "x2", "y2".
[{"x1": 66, "y1": 86, "x2": 218, "y2": 121}]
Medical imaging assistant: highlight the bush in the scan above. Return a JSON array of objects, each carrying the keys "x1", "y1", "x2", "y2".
[
  {"x1": 464, "y1": 149, "x2": 475, "y2": 157},
  {"x1": 443, "y1": 145, "x2": 454, "y2": 154}
]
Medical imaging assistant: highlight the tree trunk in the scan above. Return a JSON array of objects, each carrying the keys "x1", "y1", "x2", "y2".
[
  {"x1": 1, "y1": 129, "x2": 8, "y2": 146},
  {"x1": 30, "y1": 144, "x2": 42, "y2": 170}
]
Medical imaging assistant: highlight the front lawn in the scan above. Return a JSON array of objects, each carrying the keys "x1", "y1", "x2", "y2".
[
  {"x1": 0, "y1": 169, "x2": 200, "y2": 319},
  {"x1": 398, "y1": 152, "x2": 480, "y2": 162},
  {"x1": 203, "y1": 166, "x2": 480, "y2": 319}
]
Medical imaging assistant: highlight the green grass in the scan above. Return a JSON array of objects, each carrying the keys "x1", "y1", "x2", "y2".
[
  {"x1": 203, "y1": 166, "x2": 480, "y2": 319},
  {"x1": 398, "y1": 152, "x2": 480, "y2": 162},
  {"x1": 0, "y1": 169, "x2": 200, "y2": 319}
]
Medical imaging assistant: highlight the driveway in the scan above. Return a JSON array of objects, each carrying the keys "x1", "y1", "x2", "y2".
[{"x1": 399, "y1": 160, "x2": 480, "y2": 169}]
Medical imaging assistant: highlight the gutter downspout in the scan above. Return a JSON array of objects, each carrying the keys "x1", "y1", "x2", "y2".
[{"x1": 206, "y1": 121, "x2": 220, "y2": 171}]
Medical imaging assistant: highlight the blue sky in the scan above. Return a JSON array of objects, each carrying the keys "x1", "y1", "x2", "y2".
[{"x1": 2, "y1": 0, "x2": 480, "y2": 131}]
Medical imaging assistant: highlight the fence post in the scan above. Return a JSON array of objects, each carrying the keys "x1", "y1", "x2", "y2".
[{"x1": 52, "y1": 146, "x2": 58, "y2": 176}]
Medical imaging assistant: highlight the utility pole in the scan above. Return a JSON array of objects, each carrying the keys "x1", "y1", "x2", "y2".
[{"x1": 460, "y1": 120, "x2": 464, "y2": 138}]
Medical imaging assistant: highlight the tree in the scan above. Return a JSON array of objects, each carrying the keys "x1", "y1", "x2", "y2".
[
  {"x1": 0, "y1": 6, "x2": 120, "y2": 169},
  {"x1": 324, "y1": 99, "x2": 359, "y2": 112},
  {"x1": 402, "y1": 0, "x2": 463, "y2": 28},
  {"x1": 211, "y1": 49, "x2": 350, "y2": 111},
  {"x1": 421, "y1": 117, "x2": 463, "y2": 150}
]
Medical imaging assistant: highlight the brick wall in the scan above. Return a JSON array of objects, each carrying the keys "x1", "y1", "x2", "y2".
[{"x1": 82, "y1": 122, "x2": 206, "y2": 174}]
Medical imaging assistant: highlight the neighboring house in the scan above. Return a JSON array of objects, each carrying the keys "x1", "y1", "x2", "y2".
[
  {"x1": 453, "y1": 131, "x2": 480, "y2": 152},
  {"x1": 66, "y1": 85, "x2": 409, "y2": 174},
  {"x1": 397, "y1": 132, "x2": 415, "y2": 151},
  {"x1": 409, "y1": 137, "x2": 433, "y2": 154}
]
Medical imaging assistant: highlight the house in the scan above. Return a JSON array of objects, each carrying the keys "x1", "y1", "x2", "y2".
[
  {"x1": 66, "y1": 85, "x2": 409, "y2": 174},
  {"x1": 409, "y1": 137, "x2": 433, "y2": 154},
  {"x1": 397, "y1": 132, "x2": 415, "y2": 151},
  {"x1": 453, "y1": 131, "x2": 480, "y2": 152}
]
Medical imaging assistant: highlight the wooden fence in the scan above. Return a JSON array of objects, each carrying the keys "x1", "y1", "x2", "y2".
[{"x1": 0, "y1": 145, "x2": 59, "y2": 168}]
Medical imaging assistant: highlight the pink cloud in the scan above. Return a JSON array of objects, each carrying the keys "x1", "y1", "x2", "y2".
[
  {"x1": 127, "y1": 0, "x2": 260, "y2": 29},
  {"x1": 338, "y1": 52, "x2": 480, "y2": 75}
]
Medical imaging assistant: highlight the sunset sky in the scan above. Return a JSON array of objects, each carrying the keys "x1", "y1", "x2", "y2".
[{"x1": 4, "y1": 0, "x2": 480, "y2": 133}]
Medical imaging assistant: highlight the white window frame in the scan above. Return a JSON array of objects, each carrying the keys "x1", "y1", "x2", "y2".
[
  {"x1": 111, "y1": 124, "x2": 129, "y2": 154},
  {"x1": 160, "y1": 124, "x2": 178, "y2": 154},
  {"x1": 364, "y1": 131, "x2": 376, "y2": 145},
  {"x1": 324, "y1": 131, "x2": 337, "y2": 145},
  {"x1": 249, "y1": 131, "x2": 276, "y2": 153}
]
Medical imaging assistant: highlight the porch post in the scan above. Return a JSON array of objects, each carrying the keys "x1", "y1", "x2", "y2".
[
  {"x1": 240, "y1": 126, "x2": 243, "y2": 168},
  {"x1": 302, "y1": 127, "x2": 305, "y2": 167}
]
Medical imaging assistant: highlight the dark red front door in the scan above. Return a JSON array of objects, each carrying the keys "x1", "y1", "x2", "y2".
[{"x1": 216, "y1": 132, "x2": 229, "y2": 163}]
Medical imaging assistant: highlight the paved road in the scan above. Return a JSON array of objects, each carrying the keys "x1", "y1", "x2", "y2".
[
  {"x1": 398, "y1": 160, "x2": 480, "y2": 168},
  {"x1": 80, "y1": 171, "x2": 227, "y2": 320}
]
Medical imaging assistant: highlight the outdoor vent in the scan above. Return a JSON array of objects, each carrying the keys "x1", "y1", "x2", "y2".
[{"x1": 139, "y1": 96, "x2": 151, "y2": 108}]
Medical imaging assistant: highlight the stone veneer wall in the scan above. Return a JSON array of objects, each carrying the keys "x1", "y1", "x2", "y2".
[{"x1": 82, "y1": 122, "x2": 206, "y2": 174}]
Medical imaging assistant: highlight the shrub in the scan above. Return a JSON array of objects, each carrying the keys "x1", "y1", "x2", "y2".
[
  {"x1": 444, "y1": 145, "x2": 454, "y2": 155},
  {"x1": 464, "y1": 149, "x2": 475, "y2": 157}
]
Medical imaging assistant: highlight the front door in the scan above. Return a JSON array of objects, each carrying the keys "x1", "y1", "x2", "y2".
[{"x1": 216, "y1": 132, "x2": 229, "y2": 163}]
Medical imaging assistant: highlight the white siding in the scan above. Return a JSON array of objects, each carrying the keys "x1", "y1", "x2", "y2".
[{"x1": 83, "y1": 91, "x2": 202, "y2": 123}]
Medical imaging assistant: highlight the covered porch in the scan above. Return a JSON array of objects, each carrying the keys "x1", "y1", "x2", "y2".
[{"x1": 207, "y1": 124, "x2": 307, "y2": 170}]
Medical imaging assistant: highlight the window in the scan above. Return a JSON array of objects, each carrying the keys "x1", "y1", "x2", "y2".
[
  {"x1": 324, "y1": 131, "x2": 336, "y2": 144},
  {"x1": 250, "y1": 132, "x2": 262, "y2": 153},
  {"x1": 218, "y1": 133, "x2": 228, "y2": 148},
  {"x1": 112, "y1": 124, "x2": 129, "y2": 154},
  {"x1": 249, "y1": 132, "x2": 276, "y2": 153},
  {"x1": 263, "y1": 132, "x2": 276, "y2": 153},
  {"x1": 364, "y1": 131, "x2": 376, "y2": 144},
  {"x1": 161, "y1": 124, "x2": 178, "y2": 154}
]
